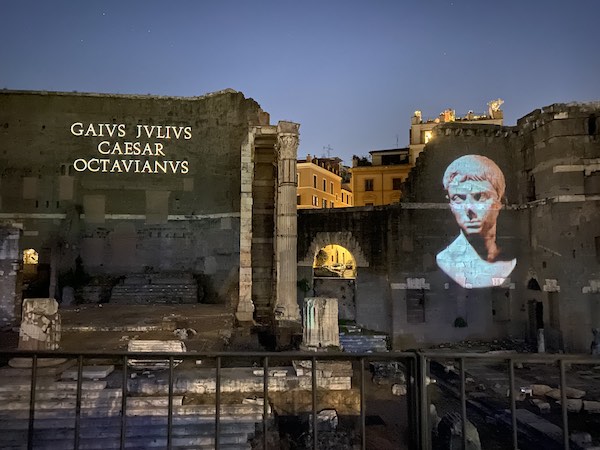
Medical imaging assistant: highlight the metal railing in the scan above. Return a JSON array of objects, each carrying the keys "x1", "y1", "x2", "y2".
[{"x1": 1, "y1": 349, "x2": 598, "y2": 449}]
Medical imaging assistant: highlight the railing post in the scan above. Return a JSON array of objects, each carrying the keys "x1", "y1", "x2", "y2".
[
  {"x1": 312, "y1": 355, "x2": 318, "y2": 450},
  {"x1": 559, "y1": 359, "x2": 569, "y2": 449},
  {"x1": 167, "y1": 356, "x2": 174, "y2": 450},
  {"x1": 263, "y1": 356, "x2": 269, "y2": 450},
  {"x1": 215, "y1": 356, "x2": 221, "y2": 449},
  {"x1": 120, "y1": 355, "x2": 128, "y2": 450},
  {"x1": 459, "y1": 357, "x2": 467, "y2": 450},
  {"x1": 405, "y1": 355, "x2": 419, "y2": 450},
  {"x1": 74, "y1": 355, "x2": 84, "y2": 450},
  {"x1": 508, "y1": 358, "x2": 518, "y2": 449},
  {"x1": 360, "y1": 357, "x2": 366, "y2": 450},
  {"x1": 27, "y1": 354, "x2": 38, "y2": 450},
  {"x1": 418, "y1": 353, "x2": 430, "y2": 450}
]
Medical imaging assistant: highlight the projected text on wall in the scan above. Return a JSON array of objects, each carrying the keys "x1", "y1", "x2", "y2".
[
  {"x1": 436, "y1": 154, "x2": 516, "y2": 289},
  {"x1": 70, "y1": 122, "x2": 192, "y2": 174}
]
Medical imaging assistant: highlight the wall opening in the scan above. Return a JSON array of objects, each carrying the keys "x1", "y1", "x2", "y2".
[{"x1": 312, "y1": 244, "x2": 357, "y2": 320}]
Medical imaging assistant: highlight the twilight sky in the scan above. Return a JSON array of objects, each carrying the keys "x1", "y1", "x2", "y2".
[{"x1": 1, "y1": 0, "x2": 598, "y2": 165}]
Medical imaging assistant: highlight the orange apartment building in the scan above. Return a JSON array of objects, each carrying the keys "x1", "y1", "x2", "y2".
[{"x1": 296, "y1": 155, "x2": 353, "y2": 209}]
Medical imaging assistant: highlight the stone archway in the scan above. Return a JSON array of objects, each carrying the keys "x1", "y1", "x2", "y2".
[
  {"x1": 299, "y1": 232, "x2": 368, "y2": 322},
  {"x1": 298, "y1": 231, "x2": 368, "y2": 268}
]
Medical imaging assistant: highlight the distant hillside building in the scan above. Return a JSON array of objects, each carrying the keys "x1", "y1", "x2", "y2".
[
  {"x1": 350, "y1": 100, "x2": 505, "y2": 207},
  {"x1": 409, "y1": 99, "x2": 504, "y2": 165},
  {"x1": 296, "y1": 155, "x2": 353, "y2": 209}
]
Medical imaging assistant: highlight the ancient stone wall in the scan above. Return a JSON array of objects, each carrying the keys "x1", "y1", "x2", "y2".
[
  {"x1": 299, "y1": 102, "x2": 600, "y2": 352},
  {"x1": 0, "y1": 225, "x2": 21, "y2": 326},
  {"x1": 0, "y1": 90, "x2": 269, "y2": 307}
]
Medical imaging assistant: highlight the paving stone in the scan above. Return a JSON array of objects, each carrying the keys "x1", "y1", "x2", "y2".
[{"x1": 61, "y1": 365, "x2": 115, "y2": 380}]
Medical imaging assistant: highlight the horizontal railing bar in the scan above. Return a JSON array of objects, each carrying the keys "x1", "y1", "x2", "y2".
[{"x1": 0, "y1": 349, "x2": 418, "y2": 360}]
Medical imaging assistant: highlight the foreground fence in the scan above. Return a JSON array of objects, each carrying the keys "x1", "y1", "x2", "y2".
[{"x1": 0, "y1": 349, "x2": 598, "y2": 449}]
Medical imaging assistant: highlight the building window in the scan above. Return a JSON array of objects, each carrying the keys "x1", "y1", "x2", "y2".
[
  {"x1": 297, "y1": 195, "x2": 301, "y2": 205},
  {"x1": 392, "y1": 178, "x2": 402, "y2": 190},
  {"x1": 296, "y1": 173, "x2": 300, "y2": 186},
  {"x1": 322, "y1": 199, "x2": 327, "y2": 208},
  {"x1": 323, "y1": 179, "x2": 327, "y2": 191},
  {"x1": 23, "y1": 248, "x2": 39, "y2": 265},
  {"x1": 330, "y1": 201, "x2": 334, "y2": 208},
  {"x1": 365, "y1": 179, "x2": 374, "y2": 191},
  {"x1": 330, "y1": 182, "x2": 334, "y2": 194},
  {"x1": 313, "y1": 175, "x2": 317, "y2": 188},
  {"x1": 365, "y1": 202, "x2": 374, "y2": 206},
  {"x1": 422, "y1": 130, "x2": 433, "y2": 144},
  {"x1": 312, "y1": 196, "x2": 318, "y2": 206},
  {"x1": 407, "y1": 292, "x2": 425, "y2": 323},
  {"x1": 341, "y1": 193, "x2": 344, "y2": 203}
]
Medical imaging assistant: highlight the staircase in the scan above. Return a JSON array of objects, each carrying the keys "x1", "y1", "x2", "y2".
[
  {"x1": 109, "y1": 273, "x2": 198, "y2": 305},
  {"x1": 0, "y1": 363, "x2": 268, "y2": 449}
]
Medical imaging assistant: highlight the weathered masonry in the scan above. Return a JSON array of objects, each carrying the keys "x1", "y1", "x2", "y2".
[
  {"x1": 0, "y1": 90, "x2": 299, "y2": 329},
  {"x1": 298, "y1": 102, "x2": 600, "y2": 353}
]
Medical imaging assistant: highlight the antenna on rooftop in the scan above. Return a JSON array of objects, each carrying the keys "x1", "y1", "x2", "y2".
[{"x1": 322, "y1": 144, "x2": 333, "y2": 158}]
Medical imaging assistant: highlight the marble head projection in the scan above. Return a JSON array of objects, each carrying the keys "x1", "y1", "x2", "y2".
[{"x1": 436, "y1": 154, "x2": 516, "y2": 288}]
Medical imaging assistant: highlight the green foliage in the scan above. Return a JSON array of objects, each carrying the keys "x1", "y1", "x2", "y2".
[
  {"x1": 453, "y1": 316, "x2": 468, "y2": 328},
  {"x1": 297, "y1": 278, "x2": 311, "y2": 293},
  {"x1": 315, "y1": 249, "x2": 328, "y2": 267},
  {"x1": 353, "y1": 155, "x2": 372, "y2": 166}
]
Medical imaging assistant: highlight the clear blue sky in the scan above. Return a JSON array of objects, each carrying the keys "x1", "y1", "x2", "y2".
[{"x1": 1, "y1": 0, "x2": 598, "y2": 165}]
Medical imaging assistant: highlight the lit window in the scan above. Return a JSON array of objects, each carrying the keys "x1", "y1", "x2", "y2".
[
  {"x1": 313, "y1": 196, "x2": 318, "y2": 206},
  {"x1": 423, "y1": 130, "x2": 433, "y2": 144},
  {"x1": 23, "y1": 248, "x2": 38, "y2": 265}
]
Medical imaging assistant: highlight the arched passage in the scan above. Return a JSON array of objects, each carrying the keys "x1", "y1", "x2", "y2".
[{"x1": 304, "y1": 237, "x2": 365, "y2": 321}]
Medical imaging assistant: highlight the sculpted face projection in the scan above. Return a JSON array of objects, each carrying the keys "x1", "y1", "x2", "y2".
[{"x1": 436, "y1": 155, "x2": 516, "y2": 288}]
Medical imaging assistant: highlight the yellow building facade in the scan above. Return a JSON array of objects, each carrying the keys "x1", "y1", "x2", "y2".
[
  {"x1": 296, "y1": 155, "x2": 353, "y2": 209},
  {"x1": 350, "y1": 148, "x2": 411, "y2": 206}
]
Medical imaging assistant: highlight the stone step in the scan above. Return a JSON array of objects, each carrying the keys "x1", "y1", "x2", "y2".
[
  {"x1": 0, "y1": 404, "x2": 268, "y2": 420},
  {"x1": 0, "y1": 414, "x2": 264, "y2": 430},
  {"x1": 0, "y1": 388, "x2": 123, "y2": 402},
  {"x1": 0, "y1": 422, "x2": 256, "y2": 440},
  {"x1": 0, "y1": 380, "x2": 108, "y2": 393},
  {"x1": 0, "y1": 395, "x2": 184, "y2": 411},
  {"x1": 0, "y1": 434, "x2": 253, "y2": 450}
]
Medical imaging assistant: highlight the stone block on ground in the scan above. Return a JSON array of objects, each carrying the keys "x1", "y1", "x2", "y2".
[
  {"x1": 18, "y1": 298, "x2": 61, "y2": 350},
  {"x1": 583, "y1": 400, "x2": 600, "y2": 413},
  {"x1": 61, "y1": 365, "x2": 115, "y2": 380}
]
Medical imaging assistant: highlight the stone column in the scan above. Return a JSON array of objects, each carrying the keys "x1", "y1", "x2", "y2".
[
  {"x1": 302, "y1": 297, "x2": 340, "y2": 350},
  {"x1": 236, "y1": 129, "x2": 256, "y2": 322},
  {"x1": 19, "y1": 298, "x2": 61, "y2": 350},
  {"x1": 274, "y1": 122, "x2": 300, "y2": 322},
  {"x1": 0, "y1": 225, "x2": 22, "y2": 327}
]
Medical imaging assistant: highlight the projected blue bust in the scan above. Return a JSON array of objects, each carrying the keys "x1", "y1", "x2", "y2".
[{"x1": 436, "y1": 155, "x2": 516, "y2": 288}]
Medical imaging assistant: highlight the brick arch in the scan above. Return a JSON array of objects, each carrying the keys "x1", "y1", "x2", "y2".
[{"x1": 298, "y1": 231, "x2": 369, "y2": 267}]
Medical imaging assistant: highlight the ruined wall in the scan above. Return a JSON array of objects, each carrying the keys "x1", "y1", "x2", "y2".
[
  {"x1": 299, "y1": 102, "x2": 600, "y2": 352},
  {"x1": 0, "y1": 225, "x2": 21, "y2": 326},
  {"x1": 0, "y1": 89, "x2": 268, "y2": 306},
  {"x1": 517, "y1": 103, "x2": 600, "y2": 351}
]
